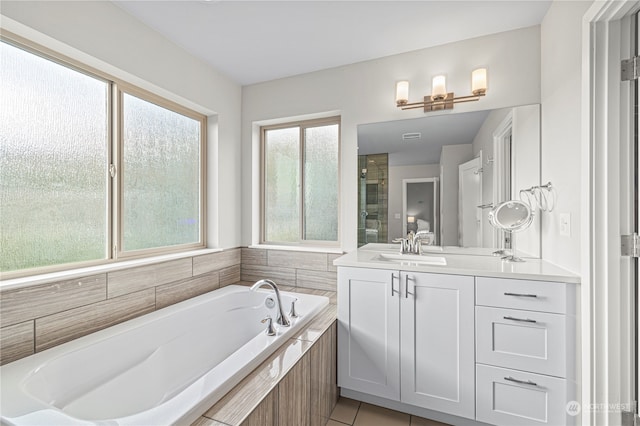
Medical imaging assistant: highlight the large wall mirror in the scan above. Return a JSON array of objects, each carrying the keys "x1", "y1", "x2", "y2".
[{"x1": 357, "y1": 104, "x2": 541, "y2": 257}]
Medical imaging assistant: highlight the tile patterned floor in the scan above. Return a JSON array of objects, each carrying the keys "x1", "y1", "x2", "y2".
[{"x1": 327, "y1": 397, "x2": 452, "y2": 426}]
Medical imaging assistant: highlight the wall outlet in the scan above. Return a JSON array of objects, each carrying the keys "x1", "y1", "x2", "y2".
[
  {"x1": 559, "y1": 213, "x2": 571, "y2": 237},
  {"x1": 394, "y1": 213, "x2": 401, "y2": 220}
]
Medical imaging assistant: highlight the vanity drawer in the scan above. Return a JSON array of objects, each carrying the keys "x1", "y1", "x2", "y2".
[
  {"x1": 476, "y1": 306, "x2": 566, "y2": 377},
  {"x1": 476, "y1": 364, "x2": 569, "y2": 426},
  {"x1": 476, "y1": 277, "x2": 567, "y2": 314}
]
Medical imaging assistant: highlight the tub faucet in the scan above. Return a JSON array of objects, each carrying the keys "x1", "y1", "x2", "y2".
[
  {"x1": 261, "y1": 316, "x2": 277, "y2": 336},
  {"x1": 250, "y1": 279, "x2": 291, "y2": 327}
]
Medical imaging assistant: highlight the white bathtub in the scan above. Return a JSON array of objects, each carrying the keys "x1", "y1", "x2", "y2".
[{"x1": 0, "y1": 284, "x2": 329, "y2": 425}]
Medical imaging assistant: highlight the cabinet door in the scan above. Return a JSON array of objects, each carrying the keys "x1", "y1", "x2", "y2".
[
  {"x1": 337, "y1": 267, "x2": 400, "y2": 400},
  {"x1": 400, "y1": 272, "x2": 475, "y2": 419}
]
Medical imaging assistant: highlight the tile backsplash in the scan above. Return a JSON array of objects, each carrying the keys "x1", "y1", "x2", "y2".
[{"x1": 0, "y1": 247, "x2": 340, "y2": 365}]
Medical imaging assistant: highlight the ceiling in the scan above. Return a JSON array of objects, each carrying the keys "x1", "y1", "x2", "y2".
[
  {"x1": 113, "y1": 0, "x2": 552, "y2": 86},
  {"x1": 358, "y1": 109, "x2": 491, "y2": 166}
]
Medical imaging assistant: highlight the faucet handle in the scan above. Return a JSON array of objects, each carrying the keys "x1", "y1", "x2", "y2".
[
  {"x1": 289, "y1": 298, "x2": 300, "y2": 318},
  {"x1": 261, "y1": 316, "x2": 276, "y2": 336}
]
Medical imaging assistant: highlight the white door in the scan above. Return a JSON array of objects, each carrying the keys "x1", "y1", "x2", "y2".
[
  {"x1": 633, "y1": 10, "x2": 640, "y2": 417},
  {"x1": 337, "y1": 266, "x2": 401, "y2": 400},
  {"x1": 458, "y1": 157, "x2": 482, "y2": 247},
  {"x1": 399, "y1": 271, "x2": 475, "y2": 419},
  {"x1": 620, "y1": 10, "x2": 639, "y2": 421}
]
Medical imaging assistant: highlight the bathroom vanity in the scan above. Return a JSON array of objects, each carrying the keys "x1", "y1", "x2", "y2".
[{"x1": 334, "y1": 244, "x2": 579, "y2": 426}]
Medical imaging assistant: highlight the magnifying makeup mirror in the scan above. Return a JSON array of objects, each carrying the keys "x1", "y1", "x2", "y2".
[{"x1": 488, "y1": 200, "x2": 534, "y2": 262}]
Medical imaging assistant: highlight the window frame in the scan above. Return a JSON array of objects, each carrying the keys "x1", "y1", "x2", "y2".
[
  {"x1": 260, "y1": 116, "x2": 341, "y2": 247},
  {"x1": 115, "y1": 83, "x2": 207, "y2": 260},
  {"x1": 0, "y1": 31, "x2": 207, "y2": 279}
]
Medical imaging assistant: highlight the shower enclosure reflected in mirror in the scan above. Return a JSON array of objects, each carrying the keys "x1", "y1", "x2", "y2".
[
  {"x1": 357, "y1": 104, "x2": 541, "y2": 257},
  {"x1": 358, "y1": 153, "x2": 388, "y2": 245}
]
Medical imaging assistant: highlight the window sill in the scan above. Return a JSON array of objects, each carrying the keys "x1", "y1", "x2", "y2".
[
  {"x1": 249, "y1": 244, "x2": 343, "y2": 254},
  {"x1": 0, "y1": 248, "x2": 224, "y2": 291}
]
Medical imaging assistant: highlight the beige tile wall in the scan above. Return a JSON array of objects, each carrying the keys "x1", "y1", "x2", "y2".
[
  {"x1": 241, "y1": 248, "x2": 341, "y2": 292},
  {"x1": 0, "y1": 247, "x2": 340, "y2": 366},
  {"x1": 0, "y1": 249, "x2": 241, "y2": 365}
]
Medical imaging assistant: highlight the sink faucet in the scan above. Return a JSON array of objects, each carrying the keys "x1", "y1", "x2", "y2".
[
  {"x1": 392, "y1": 231, "x2": 424, "y2": 255},
  {"x1": 250, "y1": 279, "x2": 291, "y2": 327}
]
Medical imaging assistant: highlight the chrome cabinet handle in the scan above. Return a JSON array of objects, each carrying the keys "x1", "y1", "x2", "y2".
[
  {"x1": 504, "y1": 292, "x2": 538, "y2": 298},
  {"x1": 391, "y1": 273, "x2": 399, "y2": 296},
  {"x1": 503, "y1": 316, "x2": 537, "y2": 323},
  {"x1": 504, "y1": 376, "x2": 538, "y2": 387},
  {"x1": 405, "y1": 275, "x2": 414, "y2": 298}
]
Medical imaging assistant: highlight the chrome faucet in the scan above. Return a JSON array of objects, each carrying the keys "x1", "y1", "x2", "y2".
[
  {"x1": 261, "y1": 315, "x2": 277, "y2": 336},
  {"x1": 250, "y1": 279, "x2": 291, "y2": 327},
  {"x1": 393, "y1": 231, "x2": 423, "y2": 255}
]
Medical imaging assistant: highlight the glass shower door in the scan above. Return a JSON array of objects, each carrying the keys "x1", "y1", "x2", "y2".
[{"x1": 358, "y1": 154, "x2": 388, "y2": 247}]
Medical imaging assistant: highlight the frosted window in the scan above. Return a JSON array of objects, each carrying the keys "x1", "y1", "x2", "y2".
[
  {"x1": 122, "y1": 94, "x2": 201, "y2": 251},
  {"x1": 263, "y1": 127, "x2": 300, "y2": 242},
  {"x1": 0, "y1": 42, "x2": 108, "y2": 272},
  {"x1": 304, "y1": 125, "x2": 339, "y2": 241},
  {"x1": 262, "y1": 119, "x2": 340, "y2": 244}
]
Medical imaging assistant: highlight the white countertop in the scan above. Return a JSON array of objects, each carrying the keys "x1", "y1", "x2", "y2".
[{"x1": 333, "y1": 244, "x2": 580, "y2": 284}]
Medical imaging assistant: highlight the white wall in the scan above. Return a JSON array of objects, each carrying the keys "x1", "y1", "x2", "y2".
[
  {"x1": 242, "y1": 26, "x2": 542, "y2": 251},
  {"x1": 0, "y1": 1, "x2": 243, "y2": 249},
  {"x1": 512, "y1": 105, "x2": 542, "y2": 257},
  {"x1": 541, "y1": 0, "x2": 593, "y2": 273}
]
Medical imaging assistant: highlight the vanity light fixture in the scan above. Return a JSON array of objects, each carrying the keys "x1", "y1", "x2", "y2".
[{"x1": 395, "y1": 68, "x2": 488, "y2": 112}]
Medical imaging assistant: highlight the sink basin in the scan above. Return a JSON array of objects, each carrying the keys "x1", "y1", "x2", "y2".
[{"x1": 375, "y1": 253, "x2": 447, "y2": 266}]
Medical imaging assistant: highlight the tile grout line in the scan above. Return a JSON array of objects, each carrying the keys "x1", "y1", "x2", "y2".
[
  {"x1": 329, "y1": 420, "x2": 352, "y2": 426},
  {"x1": 351, "y1": 401, "x2": 362, "y2": 426}
]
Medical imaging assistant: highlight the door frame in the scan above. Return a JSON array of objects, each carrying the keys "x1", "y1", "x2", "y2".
[
  {"x1": 402, "y1": 177, "x2": 439, "y2": 243},
  {"x1": 582, "y1": 1, "x2": 639, "y2": 425}
]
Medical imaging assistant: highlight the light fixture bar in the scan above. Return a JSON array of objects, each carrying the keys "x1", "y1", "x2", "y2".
[
  {"x1": 398, "y1": 92, "x2": 486, "y2": 111},
  {"x1": 396, "y1": 68, "x2": 487, "y2": 113}
]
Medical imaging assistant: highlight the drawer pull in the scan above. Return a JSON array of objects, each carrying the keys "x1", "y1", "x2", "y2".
[
  {"x1": 504, "y1": 292, "x2": 538, "y2": 298},
  {"x1": 504, "y1": 376, "x2": 538, "y2": 387},
  {"x1": 503, "y1": 316, "x2": 537, "y2": 323}
]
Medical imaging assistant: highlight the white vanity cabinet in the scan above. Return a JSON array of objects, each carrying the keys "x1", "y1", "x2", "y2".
[
  {"x1": 337, "y1": 267, "x2": 400, "y2": 400},
  {"x1": 337, "y1": 266, "x2": 475, "y2": 419},
  {"x1": 475, "y1": 277, "x2": 577, "y2": 426},
  {"x1": 400, "y1": 271, "x2": 475, "y2": 419}
]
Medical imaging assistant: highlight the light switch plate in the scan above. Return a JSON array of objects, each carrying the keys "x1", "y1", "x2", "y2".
[
  {"x1": 394, "y1": 213, "x2": 401, "y2": 220},
  {"x1": 559, "y1": 213, "x2": 571, "y2": 237}
]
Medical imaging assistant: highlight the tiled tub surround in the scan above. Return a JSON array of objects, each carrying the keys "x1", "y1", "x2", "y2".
[
  {"x1": 241, "y1": 248, "x2": 342, "y2": 292},
  {"x1": 1, "y1": 285, "x2": 330, "y2": 425},
  {"x1": 0, "y1": 249, "x2": 242, "y2": 365},
  {"x1": 0, "y1": 247, "x2": 341, "y2": 366},
  {"x1": 0, "y1": 246, "x2": 339, "y2": 426}
]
